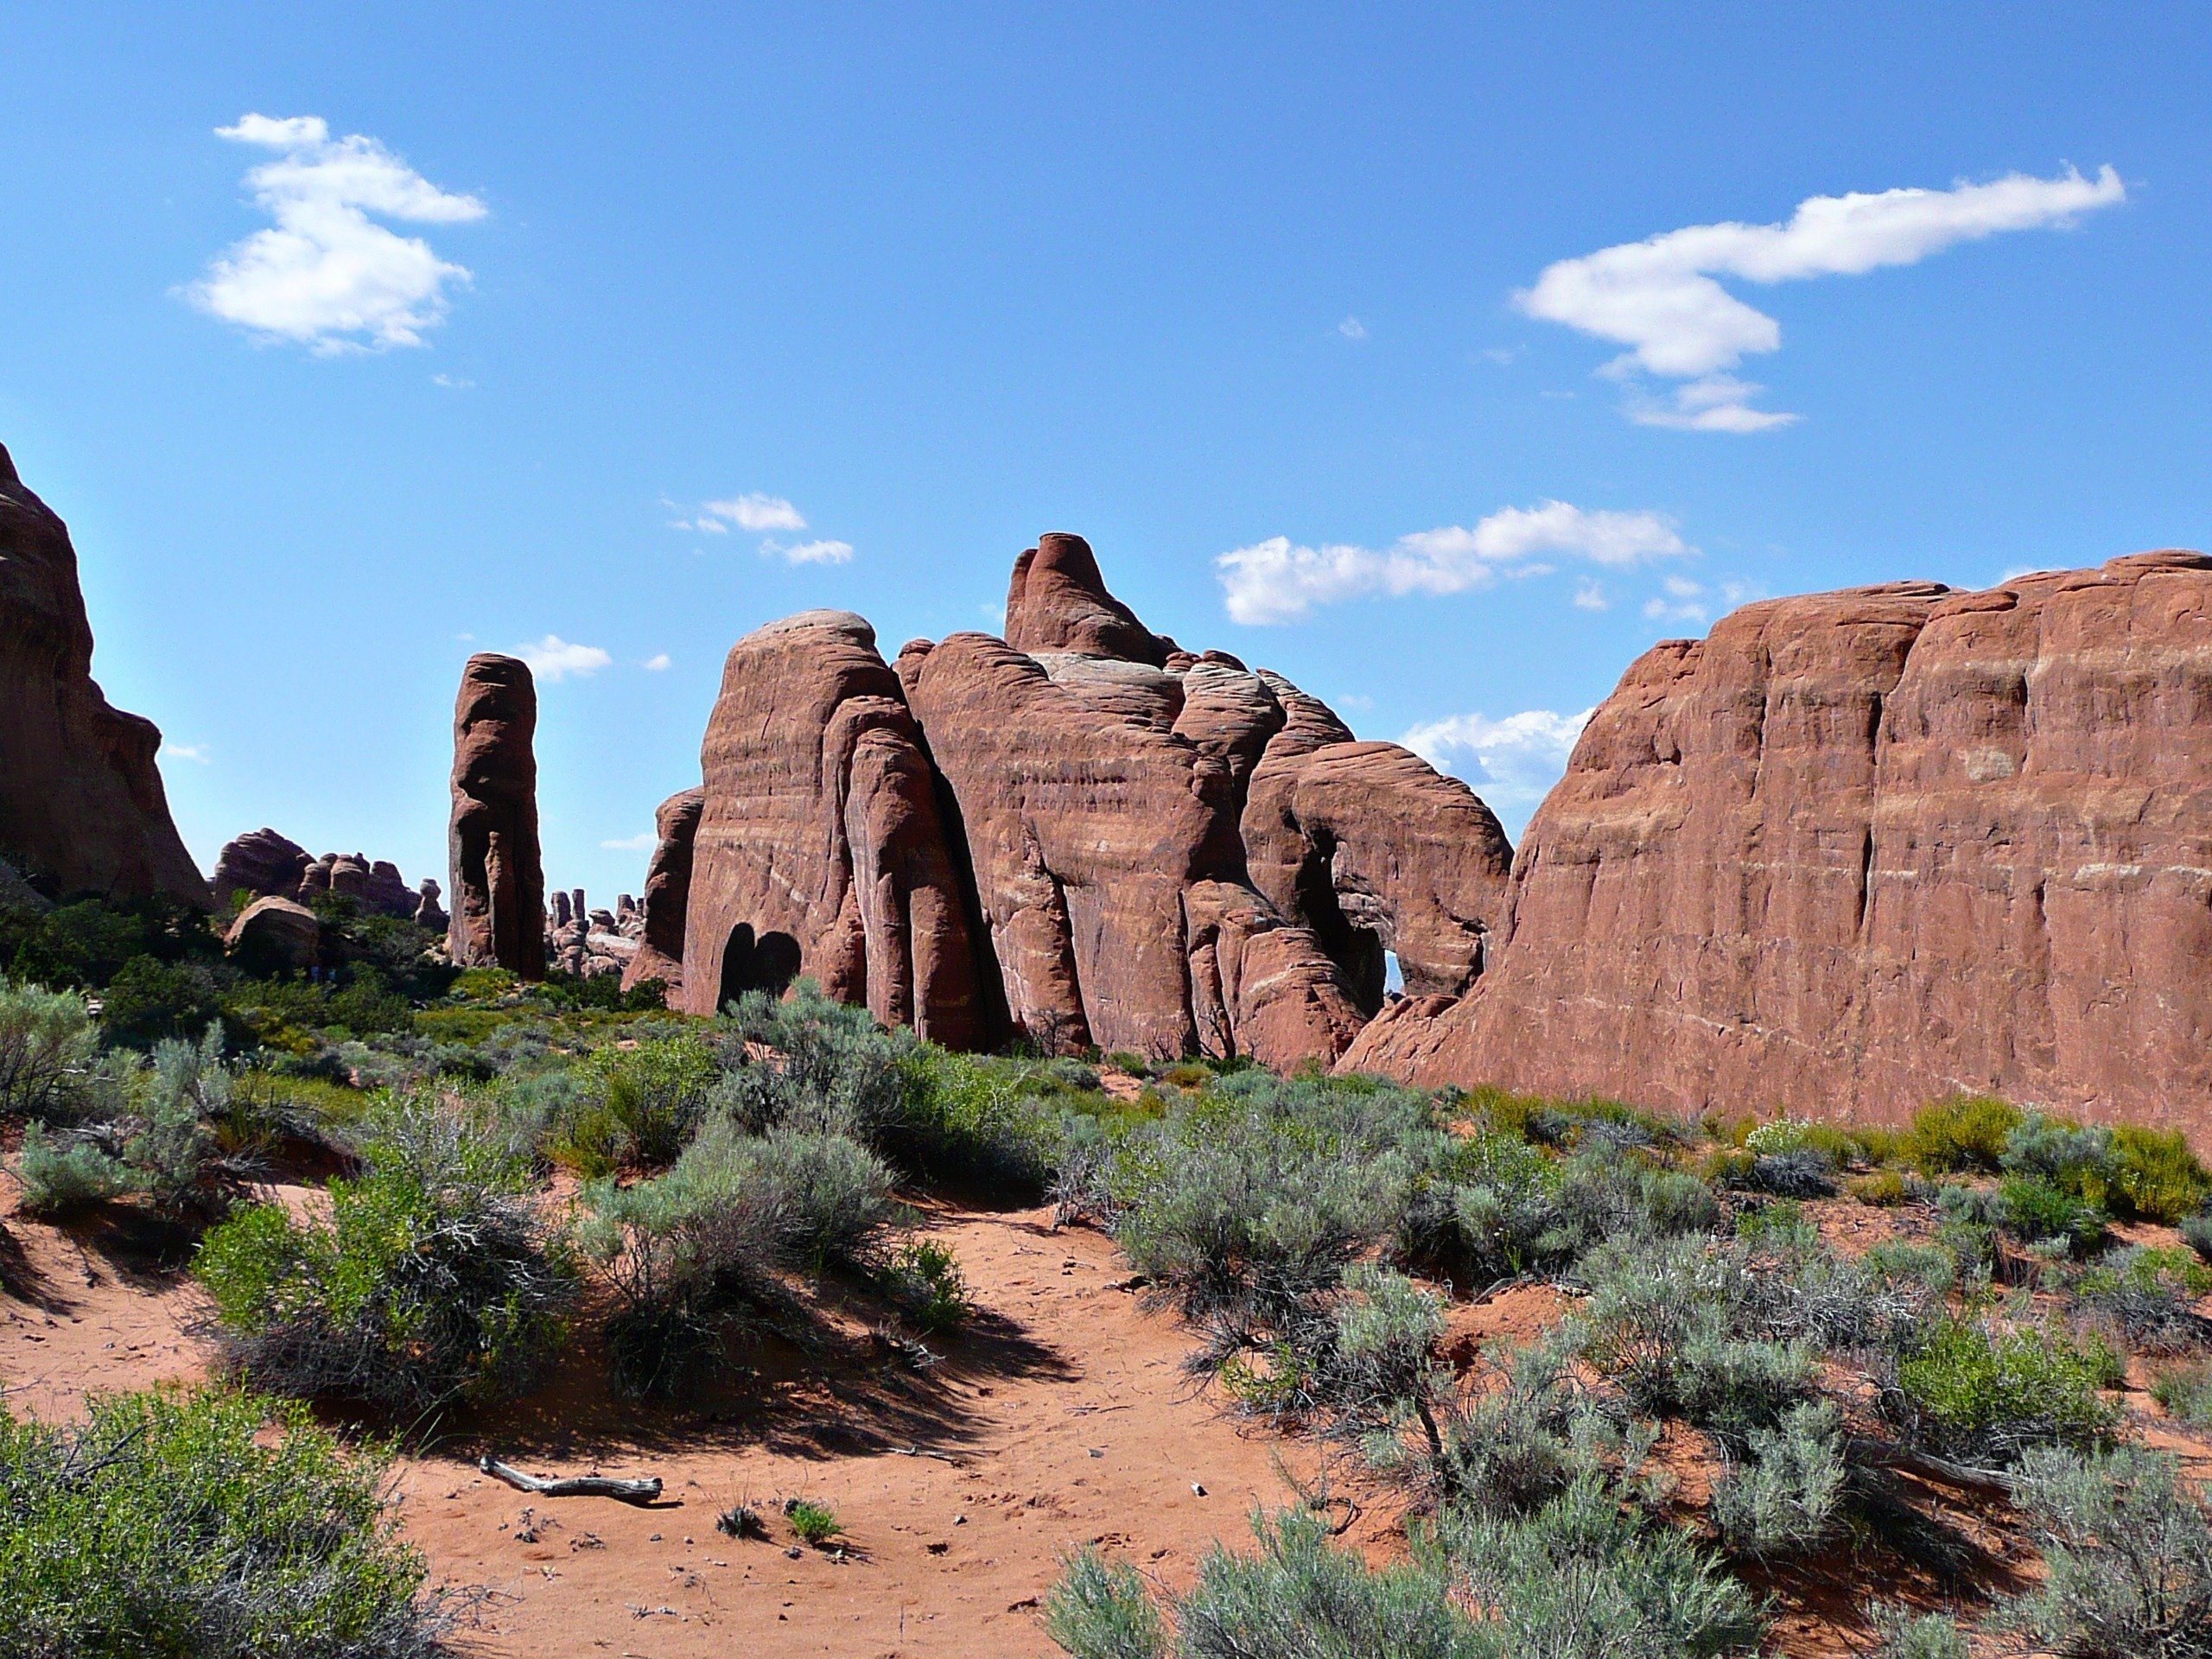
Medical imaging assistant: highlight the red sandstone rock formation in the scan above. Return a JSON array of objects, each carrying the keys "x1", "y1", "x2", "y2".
[
  {"x1": 448, "y1": 654, "x2": 546, "y2": 977},
  {"x1": 1004, "y1": 532, "x2": 1173, "y2": 665},
  {"x1": 1243, "y1": 737, "x2": 1515, "y2": 1010},
  {"x1": 681, "y1": 613, "x2": 983, "y2": 1046},
  {"x1": 224, "y1": 895, "x2": 321, "y2": 975},
  {"x1": 0, "y1": 445, "x2": 208, "y2": 905},
  {"x1": 902, "y1": 624, "x2": 1376, "y2": 1067},
  {"x1": 211, "y1": 829, "x2": 313, "y2": 909},
  {"x1": 686, "y1": 538, "x2": 1510, "y2": 1067},
  {"x1": 1343, "y1": 554, "x2": 2212, "y2": 1134}
]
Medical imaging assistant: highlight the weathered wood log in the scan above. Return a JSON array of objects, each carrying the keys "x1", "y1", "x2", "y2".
[{"x1": 478, "y1": 1455, "x2": 664, "y2": 1503}]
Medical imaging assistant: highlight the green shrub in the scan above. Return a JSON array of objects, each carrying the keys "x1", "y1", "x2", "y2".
[
  {"x1": 2187, "y1": 1211, "x2": 2212, "y2": 1266},
  {"x1": 1998, "y1": 1443, "x2": 2212, "y2": 1659},
  {"x1": 1896, "y1": 1319, "x2": 2119, "y2": 1462},
  {"x1": 99, "y1": 954, "x2": 223, "y2": 1050},
  {"x1": 2075, "y1": 1246, "x2": 2212, "y2": 1355},
  {"x1": 1402, "y1": 1126, "x2": 1563, "y2": 1281},
  {"x1": 1850, "y1": 1169, "x2": 1910, "y2": 1206},
  {"x1": 1869, "y1": 1606, "x2": 1970, "y2": 1659},
  {"x1": 2152, "y1": 1361, "x2": 2212, "y2": 1427},
  {"x1": 1710, "y1": 1401, "x2": 1847, "y2": 1560},
  {"x1": 1177, "y1": 1507, "x2": 1474, "y2": 1659},
  {"x1": 0, "y1": 976, "x2": 95, "y2": 1120},
  {"x1": 1908, "y1": 1094, "x2": 2022, "y2": 1174},
  {"x1": 195, "y1": 1096, "x2": 575, "y2": 1414},
  {"x1": 2109, "y1": 1125, "x2": 2212, "y2": 1224},
  {"x1": 2002, "y1": 1112, "x2": 2118, "y2": 1208},
  {"x1": 1440, "y1": 1473, "x2": 1764, "y2": 1659},
  {"x1": 1046, "y1": 1549, "x2": 1167, "y2": 1659},
  {"x1": 15, "y1": 1122, "x2": 135, "y2": 1215},
  {"x1": 785, "y1": 1497, "x2": 842, "y2": 1546},
  {"x1": 550, "y1": 1030, "x2": 719, "y2": 1174},
  {"x1": 580, "y1": 1123, "x2": 899, "y2": 1395},
  {"x1": 0, "y1": 1386, "x2": 444, "y2": 1657},
  {"x1": 884, "y1": 1237, "x2": 971, "y2": 1333},
  {"x1": 1997, "y1": 1174, "x2": 2107, "y2": 1255}
]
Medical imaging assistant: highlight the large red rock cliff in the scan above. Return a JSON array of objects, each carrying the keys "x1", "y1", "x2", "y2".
[
  {"x1": 0, "y1": 445, "x2": 208, "y2": 905},
  {"x1": 1343, "y1": 553, "x2": 2212, "y2": 1132}
]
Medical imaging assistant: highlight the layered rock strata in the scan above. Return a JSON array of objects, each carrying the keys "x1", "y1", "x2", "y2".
[
  {"x1": 680, "y1": 613, "x2": 985, "y2": 1046},
  {"x1": 621, "y1": 787, "x2": 703, "y2": 1000},
  {"x1": 0, "y1": 444, "x2": 207, "y2": 905},
  {"x1": 447, "y1": 654, "x2": 546, "y2": 976},
  {"x1": 1343, "y1": 554, "x2": 2212, "y2": 1132}
]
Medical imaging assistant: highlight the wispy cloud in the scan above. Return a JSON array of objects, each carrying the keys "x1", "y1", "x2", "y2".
[
  {"x1": 641, "y1": 652, "x2": 671, "y2": 671},
  {"x1": 1641, "y1": 575, "x2": 1765, "y2": 627},
  {"x1": 188, "y1": 114, "x2": 485, "y2": 353},
  {"x1": 1217, "y1": 502, "x2": 1688, "y2": 625},
  {"x1": 767, "y1": 537, "x2": 854, "y2": 566},
  {"x1": 1518, "y1": 165, "x2": 2124, "y2": 431},
  {"x1": 601, "y1": 832, "x2": 657, "y2": 851},
  {"x1": 704, "y1": 493, "x2": 806, "y2": 532},
  {"x1": 1572, "y1": 579, "x2": 1609, "y2": 611},
  {"x1": 514, "y1": 635, "x2": 613, "y2": 683},
  {"x1": 1402, "y1": 707, "x2": 1593, "y2": 836},
  {"x1": 1338, "y1": 315, "x2": 1368, "y2": 340},
  {"x1": 167, "y1": 742, "x2": 212, "y2": 765}
]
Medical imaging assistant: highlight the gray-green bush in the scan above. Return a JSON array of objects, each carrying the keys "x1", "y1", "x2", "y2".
[
  {"x1": 194, "y1": 1094, "x2": 575, "y2": 1414},
  {"x1": 0, "y1": 976, "x2": 94, "y2": 1121},
  {"x1": 0, "y1": 1386, "x2": 445, "y2": 1658}
]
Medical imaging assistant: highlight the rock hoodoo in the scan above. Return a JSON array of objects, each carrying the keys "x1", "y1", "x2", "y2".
[
  {"x1": 680, "y1": 613, "x2": 985, "y2": 1045},
  {"x1": 0, "y1": 444, "x2": 208, "y2": 906},
  {"x1": 685, "y1": 536, "x2": 1503, "y2": 1067},
  {"x1": 621, "y1": 787, "x2": 703, "y2": 1001},
  {"x1": 447, "y1": 654, "x2": 546, "y2": 977},
  {"x1": 1344, "y1": 554, "x2": 2212, "y2": 1132}
]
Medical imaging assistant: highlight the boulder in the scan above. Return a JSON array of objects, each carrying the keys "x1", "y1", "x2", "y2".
[
  {"x1": 1343, "y1": 554, "x2": 2212, "y2": 1134},
  {"x1": 622, "y1": 787, "x2": 703, "y2": 1000},
  {"x1": 680, "y1": 613, "x2": 985, "y2": 1046},
  {"x1": 225, "y1": 896, "x2": 321, "y2": 975},
  {"x1": 447, "y1": 654, "x2": 546, "y2": 976},
  {"x1": 365, "y1": 860, "x2": 413, "y2": 917},
  {"x1": 211, "y1": 829, "x2": 312, "y2": 908},
  {"x1": 0, "y1": 444, "x2": 208, "y2": 905}
]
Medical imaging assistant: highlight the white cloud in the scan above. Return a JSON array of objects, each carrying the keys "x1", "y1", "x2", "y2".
[
  {"x1": 167, "y1": 742, "x2": 211, "y2": 764},
  {"x1": 1217, "y1": 501, "x2": 1688, "y2": 625},
  {"x1": 431, "y1": 372, "x2": 474, "y2": 389},
  {"x1": 513, "y1": 635, "x2": 613, "y2": 683},
  {"x1": 768, "y1": 537, "x2": 854, "y2": 566},
  {"x1": 1641, "y1": 575, "x2": 1765, "y2": 626},
  {"x1": 1402, "y1": 707, "x2": 1594, "y2": 835},
  {"x1": 704, "y1": 493, "x2": 806, "y2": 532},
  {"x1": 1338, "y1": 315, "x2": 1368, "y2": 340},
  {"x1": 642, "y1": 652, "x2": 671, "y2": 671},
  {"x1": 1572, "y1": 579, "x2": 1609, "y2": 611},
  {"x1": 601, "y1": 832, "x2": 658, "y2": 851},
  {"x1": 1518, "y1": 165, "x2": 2124, "y2": 430},
  {"x1": 189, "y1": 113, "x2": 485, "y2": 353},
  {"x1": 1482, "y1": 346, "x2": 1519, "y2": 365}
]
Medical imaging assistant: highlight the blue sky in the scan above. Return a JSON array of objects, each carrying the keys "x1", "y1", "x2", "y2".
[{"x1": 3, "y1": 4, "x2": 2207, "y2": 902}]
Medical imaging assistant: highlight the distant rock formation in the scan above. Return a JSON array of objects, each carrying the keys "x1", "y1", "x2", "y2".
[
  {"x1": 0, "y1": 444, "x2": 208, "y2": 905},
  {"x1": 448, "y1": 654, "x2": 546, "y2": 977},
  {"x1": 1343, "y1": 554, "x2": 2212, "y2": 1133},
  {"x1": 413, "y1": 879, "x2": 447, "y2": 932},
  {"x1": 681, "y1": 613, "x2": 985, "y2": 1045},
  {"x1": 621, "y1": 787, "x2": 702, "y2": 1001},
  {"x1": 684, "y1": 537, "x2": 1503, "y2": 1066},
  {"x1": 210, "y1": 830, "x2": 428, "y2": 921},
  {"x1": 211, "y1": 829, "x2": 313, "y2": 910},
  {"x1": 225, "y1": 896, "x2": 321, "y2": 975}
]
